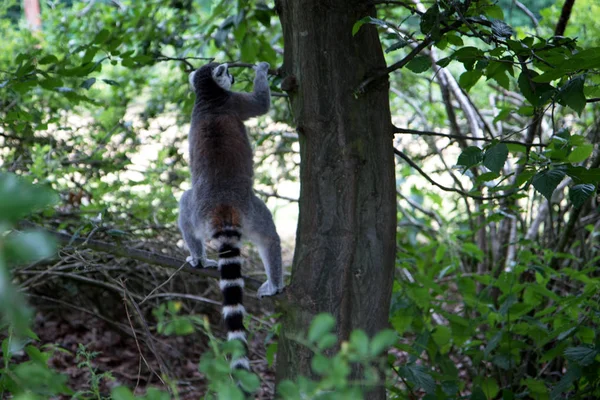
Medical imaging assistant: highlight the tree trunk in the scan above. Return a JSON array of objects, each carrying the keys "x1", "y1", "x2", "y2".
[{"x1": 275, "y1": 1, "x2": 396, "y2": 398}]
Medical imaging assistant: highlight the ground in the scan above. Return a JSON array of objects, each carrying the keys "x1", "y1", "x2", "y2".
[{"x1": 4, "y1": 223, "x2": 288, "y2": 399}]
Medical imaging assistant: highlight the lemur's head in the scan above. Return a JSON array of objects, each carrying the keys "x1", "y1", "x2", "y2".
[{"x1": 189, "y1": 62, "x2": 234, "y2": 93}]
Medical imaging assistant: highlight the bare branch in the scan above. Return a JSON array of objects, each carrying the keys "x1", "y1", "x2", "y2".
[
  {"x1": 514, "y1": 0, "x2": 539, "y2": 29},
  {"x1": 227, "y1": 62, "x2": 280, "y2": 77},
  {"x1": 393, "y1": 126, "x2": 546, "y2": 147},
  {"x1": 393, "y1": 148, "x2": 514, "y2": 201},
  {"x1": 555, "y1": 0, "x2": 576, "y2": 36},
  {"x1": 19, "y1": 223, "x2": 263, "y2": 290},
  {"x1": 356, "y1": 20, "x2": 464, "y2": 94}
]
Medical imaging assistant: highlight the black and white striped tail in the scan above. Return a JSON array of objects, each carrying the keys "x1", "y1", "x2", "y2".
[{"x1": 215, "y1": 227, "x2": 249, "y2": 370}]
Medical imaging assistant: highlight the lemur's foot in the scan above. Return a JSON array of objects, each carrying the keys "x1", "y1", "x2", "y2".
[
  {"x1": 257, "y1": 281, "x2": 283, "y2": 298},
  {"x1": 186, "y1": 256, "x2": 218, "y2": 268}
]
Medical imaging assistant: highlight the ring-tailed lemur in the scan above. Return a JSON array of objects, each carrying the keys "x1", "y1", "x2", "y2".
[{"x1": 178, "y1": 62, "x2": 284, "y2": 370}]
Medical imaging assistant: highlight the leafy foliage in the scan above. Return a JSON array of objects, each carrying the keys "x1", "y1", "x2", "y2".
[{"x1": 1, "y1": 0, "x2": 600, "y2": 398}]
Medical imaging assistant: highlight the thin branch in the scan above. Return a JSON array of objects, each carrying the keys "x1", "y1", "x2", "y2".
[
  {"x1": 393, "y1": 126, "x2": 546, "y2": 147},
  {"x1": 514, "y1": 0, "x2": 539, "y2": 29},
  {"x1": 157, "y1": 55, "x2": 214, "y2": 71},
  {"x1": 255, "y1": 189, "x2": 298, "y2": 202},
  {"x1": 18, "y1": 222, "x2": 263, "y2": 291},
  {"x1": 393, "y1": 148, "x2": 514, "y2": 201},
  {"x1": 396, "y1": 191, "x2": 442, "y2": 225},
  {"x1": 356, "y1": 20, "x2": 464, "y2": 94},
  {"x1": 555, "y1": 0, "x2": 576, "y2": 36},
  {"x1": 227, "y1": 62, "x2": 280, "y2": 77},
  {"x1": 369, "y1": 0, "x2": 423, "y2": 15}
]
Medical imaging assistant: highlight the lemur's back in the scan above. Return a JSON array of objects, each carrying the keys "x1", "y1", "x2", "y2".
[{"x1": 189, "y1": 113, "x2": 253, "y2": 193}]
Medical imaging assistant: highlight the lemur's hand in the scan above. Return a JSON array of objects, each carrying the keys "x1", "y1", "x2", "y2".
[{"x1": 254, "y1": 62, "x2": 270, "y2": 74}]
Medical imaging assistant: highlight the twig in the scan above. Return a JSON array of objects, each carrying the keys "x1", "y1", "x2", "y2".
[
  {"x1": 396, "y1": 191, "x2": 442, "y2": 225},
  {"x1": 122, "y1": 285, "x2": 150, "y2": 391},
  {"x1": 18, "y1": 222, "x2": 263, "y2": 290},
  {"x1": 393, "y1": 148, "x2": 514, "y2": 201},
  {"x1": 393, "y1": 126, "x2": 546, "y2": 147},
  {"x1": 157, "y1": 55, "x2": 214, "y2": 71},
  {"x1": 227, "y1": 62, "x2": 279, "y2": 77},
  {"x1": 143, "y1": 292, "x2": 219, "y2": 306},
  {"x1": 255, "y1": 189, "x2": 298, "y2": 202},
  {"x1": 356, "y1": 20, "x2": 464, "y2": 93},
  {"x1": 25, "y1": 293, "x2": 143, "y2": 339},
  {"x1": 140, "y1": 262, "x2": 187, "y2": 305},
  {"x1": 514, "y1": 0, "x2": 539, "y2": 29}
]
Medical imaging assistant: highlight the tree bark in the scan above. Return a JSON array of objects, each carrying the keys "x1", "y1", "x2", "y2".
[{"x1": 275, "y1": 1, "x2": 396, "y2": 398}]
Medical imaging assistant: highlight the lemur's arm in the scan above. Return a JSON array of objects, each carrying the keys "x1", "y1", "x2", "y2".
[{"x1": 231, "y1": 62, "x2": 271, "y2": 121}]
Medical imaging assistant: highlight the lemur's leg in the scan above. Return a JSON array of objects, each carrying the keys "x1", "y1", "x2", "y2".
[
  {"x1": 245, "y1": 195, "x2": 284, "y2": 297},
  {"x1": 178, "y1": 190, "x2": 217, "y2": 268}
]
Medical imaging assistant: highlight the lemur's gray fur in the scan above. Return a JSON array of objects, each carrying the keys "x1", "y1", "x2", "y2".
[{"x1": 178, "y1": 62, "x2": 283, "y2": 368}]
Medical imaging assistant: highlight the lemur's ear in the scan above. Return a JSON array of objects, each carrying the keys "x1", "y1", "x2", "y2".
[
  {"x1": 188, "y1": 70, "x2": 197, "y2": 89},
  {"x1": 214, "y1": 63, "x2": 228, "y2": 77}
]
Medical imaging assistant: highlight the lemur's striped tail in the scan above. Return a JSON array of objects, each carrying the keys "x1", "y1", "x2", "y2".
[{"x1": 212, "y1": 206, "x2": 249, "y2": 370}]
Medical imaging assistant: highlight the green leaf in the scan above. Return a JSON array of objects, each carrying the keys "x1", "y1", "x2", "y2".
[
  {"x1": 481, "y1": 378, "x2": 500, "y2": 399},
  {"x1": 432, "y1": 325, "x2": 451, "y2": 346},
  {"x1": 370, "y1": 330, "x2": 396, "y2": 356},
  {"x1": 240, "y1": 36, "x2": 257, "y2": 62},
  {"x1": 485, "y1": 5, "x2": 504, "y2": 19},
  {"x1": 551, "y1": 366, "x2": 581, "y2": 398},
  {"x1": 352, "y1": 16, "x2": 393, "y2": 36},
  {"x1": 452, "y1": 46, "x2": 484, "y2": 70},
  {"x1": 569, "y1": 184, "x2": 596, "y2": 208},
  {"x1": 566, "y1": 166, "x2": 600, "y2": 184},
  {"x1": 518, "y1": 71, "x2": 554, "y2": 107},
  {"x1": 233, "y1": 369, "x2": 260, "y2": 393},
  {"x1": 266, "y1": 342, "x2": 277, "y2": 366},
  {"x1": 406, "y1": 56, "x2": 431, "y2": 73},
  {"x1": 385, "y1": 40, "x2": 408, "y2": 53},
  {"x1": 568, "y1": 144, "x2": 594, "y2": 163},
  {"x1": 463, "y1": 242, "x2": 484, "y2": 261},
  {"x1": 459, "y1": 70, "x2": 483, "y2": 92},
  {"x1": 564, "y1": 346, "x2": 598, "y2": 366},
  {"x1": 436, "y1": 57, "x2": 451, "y2": 68},
  {"x1": 558, "y1": 75, "x2": 586, "y2": 115},
  {"x1": 350, "y1": 330, "x2": 369, "y2": 356},
  {"x1": 445, "y1": 34, "x2": 463, "y2": 46},
  {"x1": 111, "y1": 387, "x2": 136, "y2": 400},
  {"x1": 216, "y1": 384, "x2": 245, "y2": 400},
  {"x1": 311, "y1": 353, "x2": 330, "y2": 375},
  {"x1": 476, "y1": 172, "x2": 500, "y2": 184},
  {"x1": 277, "y1": 380, "x2": 302, "y2": 400},
  {"x1": 93, "y1": 29, "x2": 110, "y2": 44},
  {"x1": 484, "y1": 331, "x2": 502, "y2": 357},
  {"x1": 420, "y1": 4, "x2": 440, "y2": 38},
  {"x1": 532, "y1": 168, "x2": 567, "y2": 201},
  {"x1": 434, "y1": 244, "x2": 447, "y2": 262},
  {"x1": 316, "y1": 333, "x2": 337, "y2": 350},
  {"x1": 457, "y1": 146, "x2": 483, "y2": 170},
  {"x1": 80, "y1": 78, "x2": 96, "y2": 90},
  {"x1": 102, "y1": 79, "x2": 119, "y2": 86},
  {"x1": 523, "y1": 379, "x2": 547, "y2": 395},
  {"x1": 39, "y1": 55, "x2": 58, "y2": 65},
  {"x1": 483, "y1": 143, "x2": 508, "y2": 173},
  {"x1": 308, "y1": 313, "x2": 335, "y2": 343},
  {"x1": 5, "y1": 231, "x2": 56, "y2": 264},
  {"x1": 398, "y1": 365, "x2": 435, "y2": 394},
  {"x1": 0, "y1": 173, "x2": 59, "y2": 222}
]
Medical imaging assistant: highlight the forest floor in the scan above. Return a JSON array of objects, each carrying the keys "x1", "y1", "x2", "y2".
[{"x1": 6, "y1": 222, "x2": 293, "y2": 399}]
